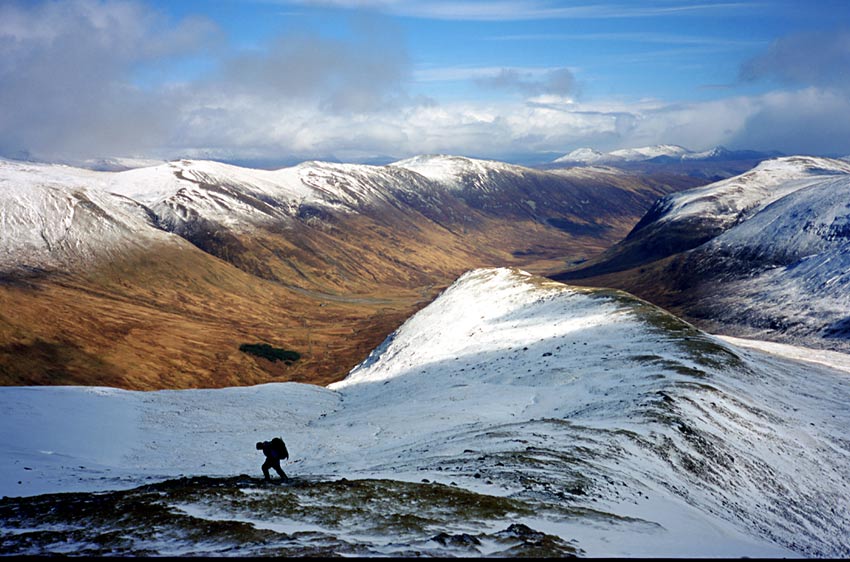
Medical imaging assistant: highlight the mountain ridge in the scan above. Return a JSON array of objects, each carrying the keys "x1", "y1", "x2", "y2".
[
  {"x1": 554, "y1": 144, "x2": 782, "y2": 165},
  {"x1": 2, "y1": 268, "x2": 848, "y2": 557},
  {"x1": 0, "y1": 155, "x2": 701, "y2": 389},
  {"x1": 554, "y1": 155, "x2": 850, "y2": 351}
]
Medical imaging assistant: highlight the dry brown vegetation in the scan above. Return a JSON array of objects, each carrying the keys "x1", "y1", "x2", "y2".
[
  {"x1": 0, "y1": 244, "x2": 424, "y2": 389},
  {"x1": 0, "y1": 170, "x2": 703, "y2": 390}
]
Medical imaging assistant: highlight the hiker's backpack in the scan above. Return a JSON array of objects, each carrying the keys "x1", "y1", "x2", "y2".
[{"x1": 271, "y1": 437, "x2": 289, "y2": 460}]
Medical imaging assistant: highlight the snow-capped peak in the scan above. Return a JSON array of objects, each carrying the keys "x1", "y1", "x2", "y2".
[
  {"x1": 553, "y1": 144, "x2": 693, "y2": 164},
  {"x1": 658, "y1": 155, "x2": 850, "y2": 226},
  {"x1": 608, "y1": 144, "x2": 691, "y2": 161},
  {"x1": 553, "y1": 147, "x2": 607, "y2": 164},
  {"x1": 552, "y1": 144, "x2": 783, "y2": 165},
  {"x1": 681, "y1": 145, "x2": 731, "y2": 160},
  {"x1": 389, "y1": 154, "x2": 522, "y2": 190}
]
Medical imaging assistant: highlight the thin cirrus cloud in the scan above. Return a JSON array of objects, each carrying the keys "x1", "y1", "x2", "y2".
[
  {"x1": 283, "y1": 0, "x2": 760, "y2": 21},
  {"x1": 486, "y1": 32, "x2": 764, "y2": 47}
]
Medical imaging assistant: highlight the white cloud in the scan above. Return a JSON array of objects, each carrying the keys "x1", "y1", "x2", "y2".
[
  {"x1": 0, "y1": 0, "x2": 219, "y2": 161},
  {"x1": 3, "y1": 0, "x2": 849, "y2": 166},
  {"x1": 161, "y1": 90, "x2": 831, "y2": 164},
  {"x1": 728, "y1": 88, "x2": 850, "y2": 155}
]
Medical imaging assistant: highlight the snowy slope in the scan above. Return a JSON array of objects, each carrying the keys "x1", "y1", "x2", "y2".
[
  {"x1": 111, "y1": 159, "x2": 443, "y2": 210},
  {"x1": 608, "y1": 144, "x2": 691, "y2": 161},
  {"x1": 554, "y1": 144, "x2": 691, "y2": 164},
  {"x1": 553, "y1": 144, "x2": 779, "y2": 166},
  {"x1": 569, "y1": 156, "x2": 850, "y2": 273},
  {"x1": 0, "y1": 157, "x2": 443, "y2": 272},
  {"x1": 558, "y1": 156, "x2": 850, "y2": 349},
  {"x1": 106, "y1": 159, "x2": 418, "y2": 230},
  {"x1": 677, "y1": 173, "x2": 850, "y2": 345},
  {"x1": 1, "y1": 153, "x2": 680, "y2": 279},
  {"x1": 707, "y1": 174, "x2": 850, "y2": 262},
  {"x1": 390, "y1": 154, "x2": 528, "y2": 191},
  {"x1": 681, "y1": 146, "x2": 732, "y2": 160},
  {"x1": 0, "y1": 159, "x2": 185, "y2": 273},
  {"x1": 552, "y1": 147, "x2": 607, "y2": 164},
  {"x1": 646, "y1": 156, "x2": 850, "y2": 231},
  {"x1": 79, "y1": 156, "x2": 167, "y2": 172},
  {"x1": 2, "y1": 268, "x2": 849, "y2": 557}
]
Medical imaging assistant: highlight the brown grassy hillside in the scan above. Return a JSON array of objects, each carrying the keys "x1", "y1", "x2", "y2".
[{"x1": 0, "y1": 165, "x2": 703, "y2": 390}]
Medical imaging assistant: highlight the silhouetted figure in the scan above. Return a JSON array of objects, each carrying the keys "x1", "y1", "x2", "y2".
[{"x1": 256, "y1": 437, "x2": 289, "y2": 481}]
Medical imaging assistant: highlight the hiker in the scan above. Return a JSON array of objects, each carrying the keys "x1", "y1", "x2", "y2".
[{"x1": 256, "y1": 437, "x2": 289, "y2": 481}]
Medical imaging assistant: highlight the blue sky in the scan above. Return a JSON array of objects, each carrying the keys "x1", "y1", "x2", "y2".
[
  {"x1": 147, "y1": 0, "x2": 831, "y2": 100},
  {"x1": 2, "y1": 0, "x2": 850, "y2": 165}
]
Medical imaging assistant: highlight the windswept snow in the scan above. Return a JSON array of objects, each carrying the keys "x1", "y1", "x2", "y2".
[
  {"x1": 2, "y1": 268, "x2": 849, "y2": 557},
  {"x1": 707, "y1": 174, "x2": 850, "y2": 260},
  {"x1": 717, "y1": 335, "x2": 850, "y2": 375}
]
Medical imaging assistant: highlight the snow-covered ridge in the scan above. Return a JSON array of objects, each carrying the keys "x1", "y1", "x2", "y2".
[
  {"x1": 684, "y1": 170, "x2": 850, "y2": 346},
  {"x1": 2, "y1": 154, "x2": 536, "y2": 238},
  {"x1": 2, "y1": 267, "x2": 849, "y2": 556},
  {"x1": 2, "y1": 151, "x2": 633, "y2": 274},
  {"x1": 553, "y1": 144, "x2": 776, "y2": 165},
  {"x1": 0, "y1": 159, "x2": 184, "y2": 272},
  {"x1": 553, "y1": 147, "x2": 607, "y2": 164},
  {"x1": 0, "y1": 156, "x2": 446, "y2": 271},
  {"x1": 593, "y1": 155, "x2": 850, "y2": 350},
  {"x1": 390, "y1": 154, "x2": 530, "y2": 190},
  {"x1": 609, "y1": 144, "x2": 690, "y2": 161},
  {"x1": 651, "y1": 155, "x2": 850, "y2": 228},
  {"x1": 109, "y1": 155, "x2": 532, "y2": 211},
  {"x1": 554, "y1": 144, "x2": 691, "y2": 164},
  {"x1": 681, "y1": 145, "x2": 731, "y2": 160}
]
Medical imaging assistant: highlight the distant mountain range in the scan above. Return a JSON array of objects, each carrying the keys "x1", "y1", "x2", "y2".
[
  {"x1": 554, "y1": 155, "x2": 850, "y2": 351},
  {"x1": 0, "y1": 155, "x2": 700, "y2": 389},
  {"x1": 546, "y1": 145, "x2": 785, "y2": 182},
  {"x1": 553, "y1": 144, "x2": 783, "y2": 165}
]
